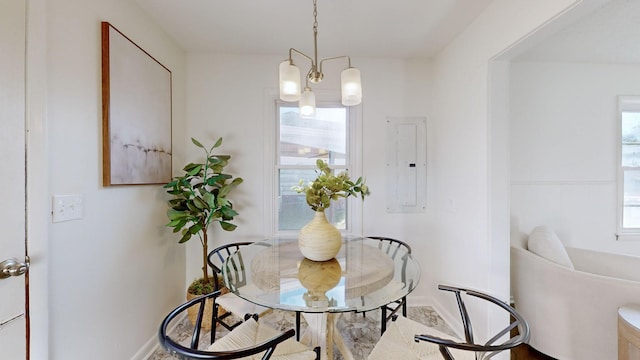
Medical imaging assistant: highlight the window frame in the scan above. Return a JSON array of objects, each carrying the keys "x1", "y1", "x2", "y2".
[
  {"x1": 263, "y1": 91, "x2": 362, "y2": 237},
  {"x1": 617, "y1": 95, "x2": 640, "y2": 240}
]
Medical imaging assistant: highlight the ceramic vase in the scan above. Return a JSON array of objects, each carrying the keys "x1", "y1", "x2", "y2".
[
  {"x1": 298, "y1": 210, "x2": 342, "y2": 261},
  {"x1": 298, "y1": 258, "x2": 342, "y2": 306}
]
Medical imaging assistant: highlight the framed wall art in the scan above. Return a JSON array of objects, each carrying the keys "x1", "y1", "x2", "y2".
[{"x1": 101, "y1": 21, "x2": 172, "y2": 186}]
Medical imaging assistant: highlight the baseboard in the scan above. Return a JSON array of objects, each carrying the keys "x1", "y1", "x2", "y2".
[
  {"x1": 130, "y1": 313, "x2": 187, "y2": 360},
  {"x1": 130, "y1": 334, "x2": 159, "y2": 360},
  {"x1": 408, "y1": 294, "x2": 464, "y2": 338},
  {"x1": 406, "y1": 294, "x2": 432, "y2": 307}
]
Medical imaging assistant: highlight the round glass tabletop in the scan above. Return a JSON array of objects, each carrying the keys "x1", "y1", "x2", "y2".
[{"x1": 222, "y1": 236, "x2": 420, "y2": 313}]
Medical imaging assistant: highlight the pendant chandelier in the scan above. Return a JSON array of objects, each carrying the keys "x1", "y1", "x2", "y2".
[{"x1": 278, "y1": 0, "x2": 362, "y2": 117}]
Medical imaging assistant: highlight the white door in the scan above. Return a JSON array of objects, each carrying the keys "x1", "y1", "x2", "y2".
[{"x1": 0, "y1": 0, "x2": 29, "y2": 359}]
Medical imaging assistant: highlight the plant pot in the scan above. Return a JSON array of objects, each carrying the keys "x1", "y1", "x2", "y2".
[
  {"x1": 186, "y1": 291, "x2": 215, "y2": 330},
  {"x1": 298, "y1": 210, "x2": 342, "y2": 261},
  {"x1": 186, "y1": 283, "x2": 229, "y2": 330}
]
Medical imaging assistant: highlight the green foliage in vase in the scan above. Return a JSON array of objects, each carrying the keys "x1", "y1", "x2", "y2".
[
  {"x1": 293, "y1": 159, "x2": 370, "y2": 212},
  {"x1": 164, "y1": 137, "x2": 243, "y2": 285}
]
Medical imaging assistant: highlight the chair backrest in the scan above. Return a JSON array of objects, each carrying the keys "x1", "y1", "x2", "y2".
[
  {"x1": 207, "y1": 242, "x2": 253, "y2": 291},
  {"x1": 367, "y1": 236, "x2": 412, "y2": 256},
  {"x1": 414, "y1": 285, "x2": 530, "y2": 360},
  {"x1": 158, "y1": 290, "x2": 296, "y2": 359},
  {"x1": 367, "y1": 236, "x2": 412, "y2": 286}
]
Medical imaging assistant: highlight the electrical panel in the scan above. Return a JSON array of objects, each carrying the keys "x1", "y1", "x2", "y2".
[{"x1": 386, "y1": 117, "x2": 426, "y2": 213}]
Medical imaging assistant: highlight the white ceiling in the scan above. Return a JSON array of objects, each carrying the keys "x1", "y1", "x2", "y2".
[
  {"x1": 516, "y1": 0, "x2": 640, "y2": 64},
  {"x1": 134, "y1": 0, "x2": 493, "y2": 59}
]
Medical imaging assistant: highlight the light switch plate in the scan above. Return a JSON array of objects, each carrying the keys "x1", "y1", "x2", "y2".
[{"x1": 52, "y1": 194, "x2": 84, "y2": 223}]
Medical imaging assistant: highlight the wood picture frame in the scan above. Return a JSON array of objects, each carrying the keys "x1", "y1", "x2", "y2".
[{"x1": 101, "y1": 21, "x2": 172, "y2": 186}]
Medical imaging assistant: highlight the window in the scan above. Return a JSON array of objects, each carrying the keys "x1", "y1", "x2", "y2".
[
  {"x1": 618, "y1": 96, "x2": 640, "y2": 236},
  {"x1": 274, "y1": 102, "x2": 360, "y2": 234}
]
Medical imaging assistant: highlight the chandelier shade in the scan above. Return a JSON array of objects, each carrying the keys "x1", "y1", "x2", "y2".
[
  {"x1": 340, "y1": 67, "x2": 362, "y2": 106},
  {"x1": 278, "y1": 0, "x2": 362, "y2": 116},
  {"x1": 279, "y1": 61, "x2": 301, "y2": 102},
  {"x1": 299, "y1": 87, "x2": 316, "y2": 118}
]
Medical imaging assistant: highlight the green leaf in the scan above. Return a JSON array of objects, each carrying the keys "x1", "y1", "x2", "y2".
[
  {"x1": 212, "y1": 137, "x2": 223, "y2": 149},
  {"x1": 203, "y1": 192, "x2": 215, "y2": 207},
  {"x1": 193, "y1": 197, "x2": 208, "y2": 210},
  {"x1": 218, "y1": 177, "x2": 243, "y2": 197},
  {"x1": 218, "y1": 197, "x2": 229, "y2": 207},
  {"x1": 186, "y1": 202, "x2": 202, "y2": 213},
  {"x1": 208, "y1": 157, "x2": 222, "y2": 165},
  {"x1": 215, "y1": 155, "x2": 231, "y2": 161},
  {"x1": 219, "y1": 221, "x2": 237, "y2": 231},
  {"x1": 173, "y1": 219, "x2": 188, "y2": 231},
  {"x1": 218, "y1": 184, "x2": 233, "y2": 197},
  {"x1": 166, "y1": 219, "x2": 183, "y2": 227},
  {"x1": 207, "y1": 174, "x2": 232, "y2": 186},
  {"x1": 167, "y1": 209, "x2": 189, "y2": 220},
  {"x1": 231, "y1": 177, "x2": 243, "y2": 186},
  {"x1": 183, "y1": 163, "x2": 199, "y2": 172},
  {"x1": 189, "y1": 223, "x2": 203, "y2": 234},
  {"x1": 191, "y1": 138, "x2": 204, "y2": 149},
  {"x1": 221, "y1": 206, "x2": 238, "y2": 218},
  {"x1": 178, "y1": 232, "x2": 192, "y2": 243},
  {"x1": 168, "y1": 198, "x2": 185, "y2": 205},
  {"x1": 186, "y1": 164, "x2": 202, "y2": 176},
  {"x1": 163, "y1": 180, "x2": 177, "y2": 188}
]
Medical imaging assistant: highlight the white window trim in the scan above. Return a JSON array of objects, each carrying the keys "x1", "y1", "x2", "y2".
[
  {"x1": 617, "y1": 95, "x2": 640, "y2": 240},
  {"x1": 262, "y1": 89, "x2": 363, "y2": 237}
]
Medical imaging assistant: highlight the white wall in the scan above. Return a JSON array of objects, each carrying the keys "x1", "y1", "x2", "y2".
[
  {"x1": 428, "y1": 0, "x2": 581, "y2": 339},
  {"x1": 510, "y1": 61, "x2": 640, "y2": 256},
  {"x1": 46, "y1": 0, "x2": 186, "y2": 358}
]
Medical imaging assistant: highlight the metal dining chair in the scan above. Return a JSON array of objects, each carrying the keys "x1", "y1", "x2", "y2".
[
  {"x1": 158, "y1": 290, "x2": 320, "y2": 360},
  {"x1": 368, "y1": 284, "x2": 530, "y2": 360},
  {"x1": 364, "y1": 236, "x2": 413, "y2": 335},
  {"x1": 209, "y1": 242, "x2": 308, "y2": 342},
  {"x1": 413, "y1": 285, "x2": 530, "y2": 359},
  {"x1": 207, "y1": 242, "x2": 272, "y2": 341}
]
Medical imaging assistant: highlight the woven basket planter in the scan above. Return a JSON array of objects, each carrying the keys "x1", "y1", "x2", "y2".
[{"x1": 186, "y1": 287, "x2": 229, "y2": 330}]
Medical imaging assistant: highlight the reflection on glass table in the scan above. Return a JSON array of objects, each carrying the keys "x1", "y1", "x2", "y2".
[{"x1": 222, "y1": 236, "x2": 420, "y2": 360}]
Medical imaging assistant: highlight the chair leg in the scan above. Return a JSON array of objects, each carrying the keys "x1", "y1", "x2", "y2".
[
  {"x1": 381, "y1": 306, "x2": 388, "y2": 335},
  {"x1": 211, "y1": 302, "x2": 219, "y2": 344},
  {"x1": 438, "y1": 345, "x2": 455, "y2": 360},
  {"x1": 295, "y1": 311, "x2": 301, "y2": 341},
  {"x1": 402, "y1": 296, "x2": 407, "y2": 317}
]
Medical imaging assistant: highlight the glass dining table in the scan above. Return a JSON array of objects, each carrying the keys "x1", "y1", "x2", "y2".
[{"x1": 221, "y1": 235, "x2": 421, "y2": 360}]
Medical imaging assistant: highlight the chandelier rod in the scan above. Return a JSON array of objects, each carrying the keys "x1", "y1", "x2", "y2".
[
  {"x1": 312, "y1": 0, "x2": 319, "y2": 70},
  {"x1": 286, "y1": 0, "x2": 352, "y2": 84}
]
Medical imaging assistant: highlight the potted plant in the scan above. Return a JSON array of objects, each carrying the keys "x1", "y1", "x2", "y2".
[
  {"x1": 292, "y1": 159, "x2": 369, "y2": 261},
  {"x1": 164, "y1": 137, "x2": 243, "y2": 327}
]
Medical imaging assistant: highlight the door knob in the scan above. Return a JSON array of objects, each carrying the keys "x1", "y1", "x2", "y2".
[{"x1": 0, "y1": 257, "x2": 29, "y2": 279}]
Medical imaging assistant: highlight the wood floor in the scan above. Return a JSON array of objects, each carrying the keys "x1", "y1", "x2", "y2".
[{"x1": 511, "y1": 344, "x2": 557, "y2": 360}]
